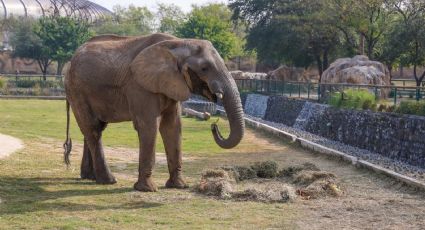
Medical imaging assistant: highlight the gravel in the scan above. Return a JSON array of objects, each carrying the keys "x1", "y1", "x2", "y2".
[
  {"x1": 244, "y1": 114, "x2": 425, "y2": 182},
  {"x1": 188, "y1": 98, "x2": 425, "y2": 183}
]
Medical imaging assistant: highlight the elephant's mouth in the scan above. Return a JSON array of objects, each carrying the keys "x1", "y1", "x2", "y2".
[{"x1": 187, "y1": 68, "x2": 217, "y2": 103}]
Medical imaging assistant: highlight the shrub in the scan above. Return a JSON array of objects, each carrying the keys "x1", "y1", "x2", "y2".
[
  {"x1": 328, "y1": 89, "x2": 376, "y2": 110},
  {"x1": 0, "y1": 76, "x2": 5, "y2": 89},
  {"x1": 395, "y1": 101, "x2": 425, "y2": 116},
  {"x1": 13, "y1": 79, "x2": 63, "y2": 88}
]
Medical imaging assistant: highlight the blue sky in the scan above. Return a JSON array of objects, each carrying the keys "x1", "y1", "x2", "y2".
[{"x1": 90, "y1": 0, "x2": 228, "y2": 12}]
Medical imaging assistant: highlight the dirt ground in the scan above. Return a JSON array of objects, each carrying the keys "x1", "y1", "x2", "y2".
[
  {"x1": 3, "y1": 130, "x2": 424, "y2": 229},
  {"x1": 0, "y1": 133, "x2": 23, "y2": 159},
  {"x1": 63, "y1": 130, "x2": 425, "y2": 230}
]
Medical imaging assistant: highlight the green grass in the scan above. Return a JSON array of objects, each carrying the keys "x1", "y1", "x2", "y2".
[
  {"x1": 0, "y1": 100, "x2": 233, "y2": 155},
  {"x1": 0, "y1": 100, "x2": 298, "y2": 229},
  {"x1": 328, "y1": 89, "x2": 376, "y2": 110}
]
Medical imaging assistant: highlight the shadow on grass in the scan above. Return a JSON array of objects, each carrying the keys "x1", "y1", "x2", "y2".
[{"x1": 0, "y1": 176, "x2": 162, "y2": 215}]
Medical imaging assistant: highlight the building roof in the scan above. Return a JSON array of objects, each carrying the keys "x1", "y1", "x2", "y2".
[{"x1": 0, "y1": 0, "x2": 112, "y2": 22}]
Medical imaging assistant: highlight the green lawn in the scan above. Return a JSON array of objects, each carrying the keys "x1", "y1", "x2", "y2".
[
  {"x1": 0, "y1": 100, "x2": 298, "y2": 229},
  {"x1": 0, "y1": 100, "x2": 235, "y2": 155}
]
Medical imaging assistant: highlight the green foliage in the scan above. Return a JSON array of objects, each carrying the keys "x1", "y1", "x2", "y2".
[
  {"x1": 35, "y1": 16, "x2": 93, "y2": 74},
  {"x1": 0, "y1": 77, "x2": 5, "y2": 89},
  {"x1": 328, "y1": 89, "x2": 377, "y2": 110},
  {"x1": 95, "y1": 4, "x2": 154, "y2": 36},
  {"x1": 11, "y1": 79, "x2": 63, "y2": 88},
  {"x1": 395, "y1": 101, "x2": 425, "y2": 116},
  {"x1": 230, "y1": 0, "x2": 341, "y2": 73},
  {"x1": 9, "y1": 18, "x2": 46, "y2": 66},
  {"x1": 10, "y1": 16, "x2": 92, "y2": 77},
  {"x1": 176, "y1": 4, "x2": 241, "y2": 59},
  {"x1": 156, "y1": 3, "x2": 185, "y2": 35}
]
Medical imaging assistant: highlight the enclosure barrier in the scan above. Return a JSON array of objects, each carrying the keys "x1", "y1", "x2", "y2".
[
  {"x1": 1, "y1": 74, "x2": 425, "y2": 103},
  {"x1": 235, "y1": 79, "x2": 425, "y2": 105}
]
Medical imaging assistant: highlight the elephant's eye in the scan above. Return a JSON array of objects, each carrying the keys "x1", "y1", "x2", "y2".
[{"x1": 201, "y1": 67, "x2": 208, "y2": 72}]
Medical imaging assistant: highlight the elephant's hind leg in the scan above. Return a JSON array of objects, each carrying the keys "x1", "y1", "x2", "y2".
[
  {"x1": 84, "y1": 121, "x2": 116, "y2": 184},
  {"x1": 80, "y1": 139, "x2": 95, "y2": 180}
]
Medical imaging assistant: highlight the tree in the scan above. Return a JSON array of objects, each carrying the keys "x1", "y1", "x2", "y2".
[
  {"x1": 95, "y1": 5, "x2": 154, "y2": 36},
  {"x1": 381, "y1": 0, "x2": 425, "y2": 86},
  {"x1": 176, "y1": 4, "x2": 240, "y2": 59},
  {"x1": 230, "y1": 0, "x2": 342, "y2": 77},
  {"x1": 327, "y1": 0, "x2": 393, "y2": 59},
  {"x1": 10, "y1": 16, "x2": 93, "y2": 79},
  {"x1": 9, "y1": 18, "x2": 51, "y2": 78},
  {"x1": 35, "y1": 16, "x2": 93, "y2": 76},
  {"x1": 156, "y1": 3, "x2": 185, "y2": 35}
]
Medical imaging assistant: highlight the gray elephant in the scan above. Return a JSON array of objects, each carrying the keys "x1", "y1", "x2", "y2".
[{"x1": 63, "y1": 33, "x2": 245, "y2": 192}]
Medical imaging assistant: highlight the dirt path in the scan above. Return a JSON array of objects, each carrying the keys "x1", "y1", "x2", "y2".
[{"x1": 0, "y1": 133, "x2": 23, "y2": 159}]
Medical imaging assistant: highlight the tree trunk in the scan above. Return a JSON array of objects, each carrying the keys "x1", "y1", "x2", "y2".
[
  {"x1": 316, "y1": 55, "x2": 323, "y2": 81},
  {"x1": 56, "y1": 61, "x2": 65, "y2": 76},
  {"x1": 387, "y1": 64, "x2": 393, "y2": 81},
  {"x1": 359, "y1": 34, "x2": 365, "y2": 55}
]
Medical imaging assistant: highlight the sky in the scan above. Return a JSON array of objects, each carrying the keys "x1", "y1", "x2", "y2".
[{"x1": 90, "y1": 0, "x2": 229, "y2": 12}]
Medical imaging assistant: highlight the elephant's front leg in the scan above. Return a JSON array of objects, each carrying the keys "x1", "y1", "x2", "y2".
[
  {"x1": 160, "y1": 103, "x2": 188, "y2": 189},
  {"x1": 134, "y1": 117, "x2": 159, "y2": 192}
]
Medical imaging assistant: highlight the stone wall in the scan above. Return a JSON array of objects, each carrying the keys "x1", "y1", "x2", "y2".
[{"x1": 241, "y1": 94, "x2": 425, "y2": 168}]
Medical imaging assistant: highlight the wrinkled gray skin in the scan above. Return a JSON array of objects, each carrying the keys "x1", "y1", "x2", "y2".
[{"x1": 65, "y1": 33, "x2": 245, "y2": 192}]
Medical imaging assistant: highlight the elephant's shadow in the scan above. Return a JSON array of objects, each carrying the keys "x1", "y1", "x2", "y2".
[{"x1": 0, "y1": 176, "x2": 162, "y2": 215}]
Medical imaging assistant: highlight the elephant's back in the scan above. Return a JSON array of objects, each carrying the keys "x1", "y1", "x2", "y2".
[{"x1": 66, "y1": 33, "x2": 178, "y2": 91}]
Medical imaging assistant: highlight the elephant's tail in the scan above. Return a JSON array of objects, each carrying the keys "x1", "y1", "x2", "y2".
[{"x1": 63, "y1": 100, "x2": 72, "y2": 166}]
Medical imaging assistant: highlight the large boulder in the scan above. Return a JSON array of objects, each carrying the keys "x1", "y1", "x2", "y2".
[
  {"x1": 321, "y1": 55, "x2": 391, "y2": 98},
  {"x1": 230, "y1": 71, "x2": 267, "y2": 80},
  {"x1": 266, "y1": 65, "x2": 313, "y2": 82}
]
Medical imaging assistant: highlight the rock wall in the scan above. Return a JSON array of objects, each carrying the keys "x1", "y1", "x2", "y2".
[{"x1": 241, "y1": 94, "x2": 425, "y2": 168}]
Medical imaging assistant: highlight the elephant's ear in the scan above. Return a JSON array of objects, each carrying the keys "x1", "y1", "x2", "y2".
[{"x1": 130, "y1": 42, "x2": 191, "y2": 101}]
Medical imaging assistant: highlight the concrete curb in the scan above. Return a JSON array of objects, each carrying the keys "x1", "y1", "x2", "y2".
[
  {"x1": 217, "y1": 109, "x2": 425, "y2": 191},
  {"x1": 0, "y1": 96, "x2": 66, "y2": 100}
]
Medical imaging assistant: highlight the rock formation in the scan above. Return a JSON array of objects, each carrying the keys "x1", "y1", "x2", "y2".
[
  {"x1": 321, "y1": 55, "x2": 391, "y2": 98},
  {"x1": 230, "y1": 70, "x2": 267, "y2": 80},
  {"x1": 266, "y1": 65, "x2": 316, "y2": 82}
]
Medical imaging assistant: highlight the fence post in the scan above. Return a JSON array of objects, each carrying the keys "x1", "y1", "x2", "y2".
[
  {"x1": 289, "y1": 83, "x2": 292, "y2": 97},
  {"x1": 374, "y1": 86, "x2": 378, "y2": 100},
  {"x1": 307, "y1": 82, "x2": 311, "y2": 99},
  {"x1": 416, "y1": 87, "x2": 420, "y2": 101},
  {"x1": 394, "y1": 87, "x2": 397, "y2": 105},
  {"x1": 298, "y1": 83, "x2": 301, "y2": 98},
  {"x1": 318, "y1": 84, "x2": 321, "y2": 102}
]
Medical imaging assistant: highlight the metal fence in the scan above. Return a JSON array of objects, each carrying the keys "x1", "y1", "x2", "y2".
[
  {"x1": 235, "y1": 79, "x2": 425, "y2": 105},
  {"x1": 0, "y1": 74, "x2": 65, "y2": 96}
]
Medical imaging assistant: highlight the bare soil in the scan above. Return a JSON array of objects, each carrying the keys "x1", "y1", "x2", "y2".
[
  {"x1": 25, "y1": 130, "x2": 425, "y2": 229},
  {"x1": 0, "y1": 133, "x2": 23, "y2": 159}
]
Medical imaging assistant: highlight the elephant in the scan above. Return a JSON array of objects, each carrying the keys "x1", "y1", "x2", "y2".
[{"x1": 63, "y1": 33, "x2": 245, "y2": 192}]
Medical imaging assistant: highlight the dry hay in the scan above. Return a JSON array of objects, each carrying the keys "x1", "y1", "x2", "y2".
[{"x1": 194, "y1": 161, "x2": 344, "y2": 203}]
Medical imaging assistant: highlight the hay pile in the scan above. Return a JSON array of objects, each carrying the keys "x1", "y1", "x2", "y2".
[{"x1": 194, "y1": 161, "x2": 343, "y2": 202}]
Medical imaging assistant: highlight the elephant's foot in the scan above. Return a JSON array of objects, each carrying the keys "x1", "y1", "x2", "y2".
[
  {"x1": 134, "y1": 177, "x2": 158, "y2": 192},
  {"x1": 80, "y1": 171, "x2": 96, "y2": 181},
  {"x1": 95, "y1": 173, "x2": 117, "y2": 185},
  {"x1": 165, "y1": 174, "x2": 188, "y2": 189}
]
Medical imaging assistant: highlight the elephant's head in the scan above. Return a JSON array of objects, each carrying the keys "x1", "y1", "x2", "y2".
[{"x1": 131, "y1": 39, "x2": 244, "y2": 149}]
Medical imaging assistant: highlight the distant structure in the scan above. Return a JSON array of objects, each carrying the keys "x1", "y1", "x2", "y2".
[
  {"x1": 0, "y1": 0, "x2": 112, "y2": 21},
  {"x1": 0, "y1": 0, "x2": 112, "y2": 49}
]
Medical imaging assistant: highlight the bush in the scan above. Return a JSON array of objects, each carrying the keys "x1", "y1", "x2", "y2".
[
  {"x1": 13, "y1": 79, "x2": 63, "y2": 88},
  {"x1": 395, "y1": 101, "x2": 425, "y2": 116},
  {"x1": 0, "y1": 77, "x2": 5, "y2": 89},
  {"x1": 328, "y1": 89, "x2": 376, "y2": 110}
]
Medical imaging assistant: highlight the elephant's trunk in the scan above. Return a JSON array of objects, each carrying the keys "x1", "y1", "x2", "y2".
[{"x1": 211, "y1": 75, "x2": 245, "y2": 149}]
